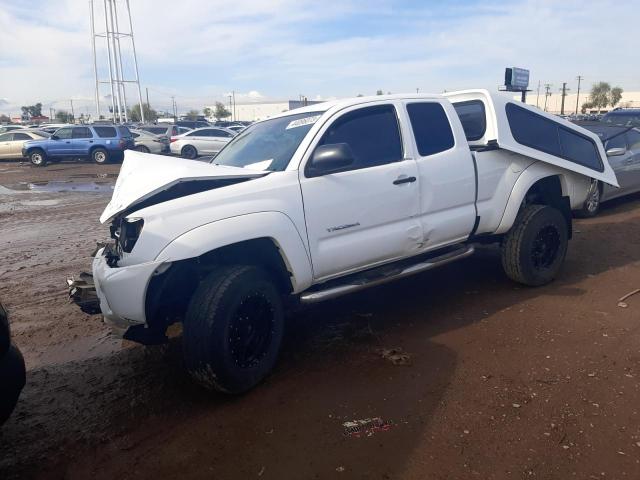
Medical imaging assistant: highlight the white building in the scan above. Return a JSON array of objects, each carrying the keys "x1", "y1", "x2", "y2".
[
  {"x1": 207, "y1": 100, "x2": 324, "y2": 122},
  {"x1": 517, "y1": 91, "x2": 640, "y2": 114}
]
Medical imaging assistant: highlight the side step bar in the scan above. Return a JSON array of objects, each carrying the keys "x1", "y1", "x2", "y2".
[{"x1": 300, "y1": 245, "x2": 475, "y2": 304}]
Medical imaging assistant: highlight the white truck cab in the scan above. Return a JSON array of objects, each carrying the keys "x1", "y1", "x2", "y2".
[{"x1": 84, "y1": 90, "x2": 617, "y2": 393}]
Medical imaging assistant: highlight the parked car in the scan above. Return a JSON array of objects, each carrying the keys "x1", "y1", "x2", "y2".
[
  {"x1": 138, "y1": 124, "x2": 187, "y2": 139},
  {"x1": 574, "y1": 124, "x2": 640, "y2": 216},
  {"x1": 601, "y1": 109, "x2": 640, "y2": 128},
  {"x1": 77, "y1": 90, "x2": 616, "y2": 394},
  {"x1": 0, "y1": 130, "x2": 50, "y2": 159},
  {"x1": 169, "y1": 126, "x2": 236, "y2": 159},
  {"x1": 227, "y1": 125, "x2": 245, "y2": 133},
  {"x1": 38, "y1": 123, "x2": 73, "y2": 134},
  {"x1": 176, "y1": 120, "x2": 210, "y2": 130},
  {"x1": 0, "y1": 301, "x2": 25, "y2": 426},
  {"x1": 0, "y1": 125, "x2": 26, "y2": 134},
  {"x1": 22, "y1": 125, "x2": 135, "y2": 166},
  {"x1": 130, "y1": 129, "x2": 169, "y2": 154}
]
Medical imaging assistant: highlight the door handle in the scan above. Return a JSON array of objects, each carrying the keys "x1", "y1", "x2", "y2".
[{"x1": 393, "y1": 176, "x2": 416, "y2": 185}]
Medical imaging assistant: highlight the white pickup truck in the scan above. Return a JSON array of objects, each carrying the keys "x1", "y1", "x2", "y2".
[{"x1": 88, "y1": 90, "x2": 617, "y2": 393}]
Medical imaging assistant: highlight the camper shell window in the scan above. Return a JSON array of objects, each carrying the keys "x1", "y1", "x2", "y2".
[{"x1": 505, "y1": 102, "x2": 603, "y2": 172}]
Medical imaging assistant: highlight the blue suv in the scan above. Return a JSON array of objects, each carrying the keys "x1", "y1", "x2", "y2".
[{"x1": 22, "y1": 125, "x2": 135, "y2": 166}]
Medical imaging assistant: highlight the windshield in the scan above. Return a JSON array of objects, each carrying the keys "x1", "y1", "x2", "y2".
[
  {"x1": 211, "y1": 111, "x2": 322, "y2": 171},
  {"x1": 602, "y1": 112, "x2": 640, "y2": 127}
]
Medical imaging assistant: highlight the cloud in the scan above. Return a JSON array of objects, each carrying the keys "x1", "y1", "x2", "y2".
[{"x1": 1, "y1": 0, "x2": 639, "y2": 115}]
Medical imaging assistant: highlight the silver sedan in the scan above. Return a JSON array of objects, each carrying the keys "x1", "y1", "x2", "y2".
[
  {"x1": 169, "y1": 127, "x2": 236, "y2": 159},
  {"x1": 130, "y1": 129, "x2": 170, "y2": 154},
  {"x1": 576, "y1": 125, "x2": 640, "y2": 217}
]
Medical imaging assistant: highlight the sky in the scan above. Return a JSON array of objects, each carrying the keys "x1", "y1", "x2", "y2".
[{"x1": 1, "y1": 0, "x2": 639, "y2": 117}]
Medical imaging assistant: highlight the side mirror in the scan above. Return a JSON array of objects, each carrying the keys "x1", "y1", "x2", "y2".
[
  {"x1": 606, "y1": 147, "x2": 626, "y2": 157},
  {"x1": 306, "y1": 143, "x2": 355, "y2": 177},
  {"x1": 50, "y1": 135, "x2": 59, "y2": 140}
]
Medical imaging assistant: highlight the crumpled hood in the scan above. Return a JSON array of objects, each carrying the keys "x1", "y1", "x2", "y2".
[{"x1": 100, "y1": 150, "x2": 267, "y2": 223}]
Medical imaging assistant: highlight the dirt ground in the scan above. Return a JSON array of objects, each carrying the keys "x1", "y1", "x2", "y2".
[{"x1": 1, "y1": 158, "x2": 640, "y2": 480}]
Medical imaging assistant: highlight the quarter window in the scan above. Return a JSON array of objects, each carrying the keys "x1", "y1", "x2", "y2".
[
  {"x1": 13, "y1": 132, "x2": 31, "y2": 140},
  {"x1": 407, "y1": 102, "x2": 455, "y2": 156},
  {"x1": 558, "y1": 128, "x2": 601, "y2": 170},
  {"x1": 452, "y1": 100, "x2": 486, "y2": 141},
  {"x1": 316, "y1": 104, "x2": 402, "y2": 171}
]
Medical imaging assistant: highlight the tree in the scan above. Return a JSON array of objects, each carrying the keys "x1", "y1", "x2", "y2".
[
  {"x1": 376, "y1": 90, "x2": 383, "y2": 95},
  {"x1": 128, "y1": 103, "x2": 158, "y2": 122},
  {"x1": 610, "y1": 87, "x2": 623, "y2": 108},
  {"x1": 213, "y1": 102, "x2": 231, "y2": 120},
  {"x1": 356, "y1": 94, "x2": 364, "y2": 97},
  {"x1": 203, "y1": 107, "x2": 212, "y2": 118},
  {"x1": 20, "y1": 102, "x2": 43, "y2": 118},
  {"x1": 185, "y1": 109, "x2": 200, "y2": 120},
  {"x1": 55, "y1": 110, "x2": 74, "y2": 123},
  {"x1": 585, "y1": 82, "x2": 623, "y2": 111},
  {"x1": 0, "y1": 114, "x2": 10, "y2": 123}
]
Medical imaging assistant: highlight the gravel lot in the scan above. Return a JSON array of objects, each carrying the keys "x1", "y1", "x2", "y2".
[{"x1": 1, "y1": 158, "x2": 640, "y2": 479}]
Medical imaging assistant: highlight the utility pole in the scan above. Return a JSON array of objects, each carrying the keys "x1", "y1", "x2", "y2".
[
  {"x1": 575, "y1": 75, "x2": 583, "y2": 115},
  {"x1": 228, "y1": 94, "x2": 233, "y2": 121},
  {"x1": 171, "y1": 96, "x2": 177, "y2": 120},
  {"x1": 543, "y1": 83, "x2": 552, "y2": 112},
  {"x1": 559, "y1": 82, "x2": 570, "y2": 115},
  {"x1": 416, "y1": 87, "x2": 420, "y2": 94},
  {"x1": 536, "y1": 80, "x2": 541, "y2": 108},
  {"x1": 70, "y1": 99, "x2": 75, "y2": 122},
  {"x1": 232, "y1": 90, "x2": 236, "y2": 122}
]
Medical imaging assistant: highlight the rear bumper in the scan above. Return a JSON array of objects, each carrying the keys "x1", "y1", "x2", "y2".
[{"x1": 92, "y1": 248, "x2": 167, "y2": 332}]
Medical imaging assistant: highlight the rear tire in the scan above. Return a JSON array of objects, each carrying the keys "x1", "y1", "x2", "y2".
[
  {"x1": 183, "y1": 265, "x2": 284, "y2": 394},
  {"x1": 92, "y1": 147, "x2": 109, "y2": 164},
  {"x1": 181, "y1": 145, "x2": 198, "y2": 159},
  {"x1": 0, "y1": 344, "x2": 26, "y2": 425},
  {"x1": 29, "y1": 149, "x2": 47, "y2": 167},
  {"x1": 135, "y1": 145, "x2": 150, "y2": 153},
  {"x1": 501, "y1": 204, "x2": 568, "y2": 286},
  {"x1": 575, "y1": 180, "x2": 601, "y2": 218}
]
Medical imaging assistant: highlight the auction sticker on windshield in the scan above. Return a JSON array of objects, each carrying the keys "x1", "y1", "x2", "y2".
[{"x1": 285, "y1": 115, "x2": 321, "y2": 130}]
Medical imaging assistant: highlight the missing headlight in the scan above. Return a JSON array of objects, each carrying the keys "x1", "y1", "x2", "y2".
[{"x1": 119, "y1": 218, "x2": 144, "y2": 253}]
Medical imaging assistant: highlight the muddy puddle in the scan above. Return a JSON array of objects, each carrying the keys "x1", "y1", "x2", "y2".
[{"x1": 1, "y1": 181, "x2": 114, "y2": 194}]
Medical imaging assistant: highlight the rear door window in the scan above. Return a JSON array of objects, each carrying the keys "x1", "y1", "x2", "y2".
[
  {"x1": 210, "y1": 129, "x2": 233, "y2": 138},
  {"x1": 94, "y1": 126, "x2": 117, "y2": 138},
  {"x1": 452, "y1": 100, "x2": 486, "y2": 141},
  {"x1": 316, "y1": 104, "x2": 402, "y2": 171},
  {"x1": 72, "y1": 127, "x2": 93, "y2": 139},
  {"x1": 0, "y1": 133, "x2": 12, "y2": 141},
  {"x1": 407, "y1": 102, "x2": 455, "y2": 156},
  {"x1": 13, "y1": 132, "x2": 31, "y2": 140},
  {"x1": 55, "y1": 127, "x2": 73, "y2": 139}
]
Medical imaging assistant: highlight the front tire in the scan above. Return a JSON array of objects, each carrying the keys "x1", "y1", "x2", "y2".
[
  {"x1": 92, "y1": 147, "x2": 109, "y2": 164},
  {"x1": 501, "y1": 204, "x2": 568, "y2": 286},
  {"x1": 181, "y1": 145, "x2": 198, "y2": 159},
  {"x1": 575, "y1": 180, "x2": 601, "y2": 218},
  {"x1": 183, "y1": 265, "x2": 284, "y2": 394},
  {"x1": 29, "y1": 149, "x2": 47, "y2": 167}
]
